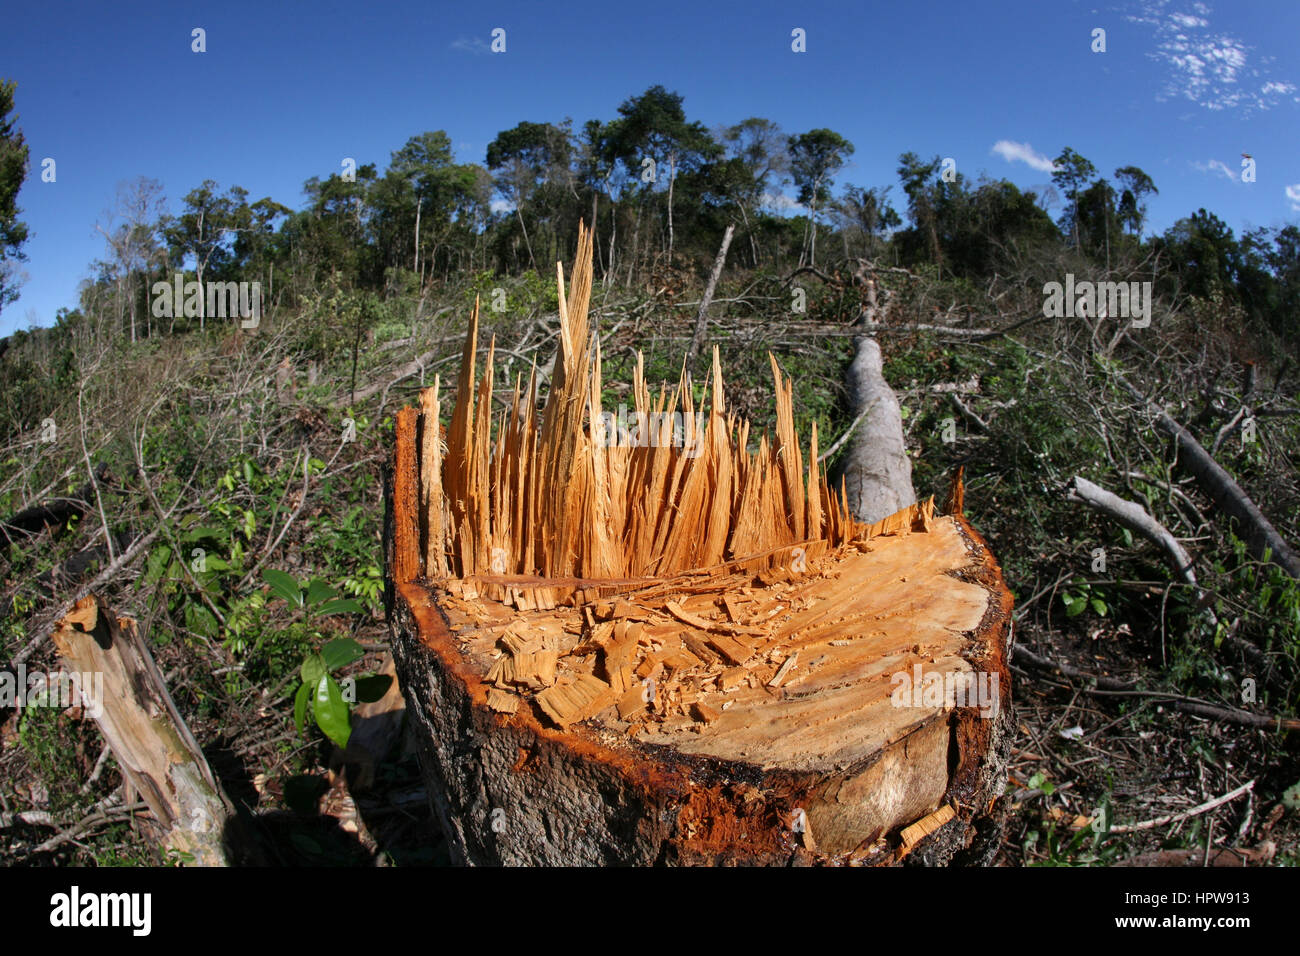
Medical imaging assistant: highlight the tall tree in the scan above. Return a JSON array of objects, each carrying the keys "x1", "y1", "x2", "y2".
[
  {"x1": 0, "y1": 80, "x2": 30, "y2": 314},
  {"x1": 487, "y1": 120, "x2": 574, "y2": 271},
  {"x1": 95, "y1": 177, "x2": 166, "y2": 341},
  {"x1": 788, "y1": 129, "x2": 853, "y2": 267},
  {"x1": 603, "y1": 86, "x2": 719, "y2": 265},
  {"x1": 720, "y1": 118, "x2": 789, "y2": 265},
  {"x1": 385, "y1": 132, "x2": 489, "y2": 280},
  {"x1": 1075, "y1": 178, "x2": 1120, "y2": 267},
  {"x1": 1050, "y1": 147, "x2": 1097, "y2": 251},
  {"x1": 1114, "y1": 165, "x2": 1158, "y2": 237},
  {"x1": 896, "y1": 152, "x2": 944, "y2": 270},
  {"x1": 834, "y1": 184, "x2": 900, "y2": 260},
  {"x1": 160, "y1": 181, "x2": 249, "y2": 331}
]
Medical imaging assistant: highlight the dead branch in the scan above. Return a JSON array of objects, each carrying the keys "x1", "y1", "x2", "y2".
[
  {"x1": 1117, "y1": 374, "x2": 1300, "y2": 579},
  {"x1": 1108, "y1": 780, "x2": 1255, "y2": 834},
  {"x1": 686, "y1": 224, "x2": 735, "y2": 370},
  {"x1": 1068, "y1": 476, "x2": 1199, "y2": 585}
]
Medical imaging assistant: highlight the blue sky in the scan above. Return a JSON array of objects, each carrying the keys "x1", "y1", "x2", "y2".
[{"x1": 2, "y1": 0, "x2": 1298, "y2": 336}]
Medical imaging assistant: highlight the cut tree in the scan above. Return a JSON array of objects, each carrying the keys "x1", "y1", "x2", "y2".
[{"x1": 386, "y1": 223, "x2": 1014, "y2": 865}]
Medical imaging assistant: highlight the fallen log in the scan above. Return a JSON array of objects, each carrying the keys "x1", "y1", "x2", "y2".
[
  {"x1": 1115, "y1": 373, "x2": 1300, "y2": 580},
  {"x1": 685, "y1": 223, "x2": 735, "y2": 370},
  {"x1": 386, "y1": 224, "x2": 1014, "y2": 865},
  {"x1": 1153, "y1": 409, "x2": 1300, "y2": 579},
  {"x1": 828, "y1": 273, "x2": 916, "y2": 525},
  {"x1": 339, "y1": 348, "x2": 437, "y2": 409},
  {"x1": 51, "y1": 595, "x2": 235, "y2": 865}
]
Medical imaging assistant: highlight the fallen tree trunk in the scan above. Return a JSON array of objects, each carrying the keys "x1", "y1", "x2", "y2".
[
  {"x1": 1113, "y1": 372, "x2": 1300, "y2": 580},
  {"x1": 829, "y1": 277, "x2": 916, "y2": 524},
  {"x1": 339, "y1": 348, "x2": 438, "y2": 409},
  {"x1": 387, "y1": 224, "x2": 1013, "y2": 865},
  {"x1": 1152, "y1": 409, "x2": 1300, "y2": 579},
  {"x1": 52, "y1": 595, "x2": 235, "y2": 865},
  {"x1": 685, "y1": 223, "x2": 734, "y2": 370}
]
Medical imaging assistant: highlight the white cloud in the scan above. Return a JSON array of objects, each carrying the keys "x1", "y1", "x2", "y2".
[
  {"x1": 761, "y1": 192, "x2": 808, "y2": 214},
  {"x1": 1286, "y1": 184, "x2": 1300, "y2": 211},
  {"x1": 450, "y1": 36, "x2": 490, "y2": 55},
  {"x1": 1192, "y1": 158, "x2": 1239, "y2": 182},
  {"x1": 1127, "y1": 1, "x2": 1300, "y2": 112},
  {"x1": 991, "y1": 140, "x2": 1058, "y2": 173}
]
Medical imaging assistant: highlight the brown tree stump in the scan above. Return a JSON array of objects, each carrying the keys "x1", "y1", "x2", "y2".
[{"x1": 386, "y1": 225, "x2": 1014, "y2": 865}]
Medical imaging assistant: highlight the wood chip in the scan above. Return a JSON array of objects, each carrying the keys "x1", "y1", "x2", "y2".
[
  {"x1": 486, "y1": 688, "x2": 518, "y2": 714},
  {"x1": 767, "y1": 651, "x2": 799, "y2": 688},
  {"x1": 691, "y1": 701, "x2": 721, "y2": 724},
  {"x1": 616, "y1": 684, "x2": 648, "y2": 719},
  {"x1": 665, "y1": 599, "x2": 767, "y2": 637},
  {"x1": 719, "y1": 667, "x2": 748, "y2": 691},
  {"x1": 536, "y1": 674, "x2": 615, "y2": 728},
  {"x1": 900, "y1": 804, "x2": 956, "y2": 848},
  {"x1": 707, "y1": 633, "x2": 752, "y2": 666},
  {"x1": 681, "y1": 633, "x2": 720, "y2": 664}
]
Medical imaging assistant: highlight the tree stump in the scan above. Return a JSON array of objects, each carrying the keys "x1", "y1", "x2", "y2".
[{"x1": 386, "y1": 225, "x2": 1014, "y2": 865}]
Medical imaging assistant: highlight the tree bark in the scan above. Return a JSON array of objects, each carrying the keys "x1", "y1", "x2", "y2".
[
  {"x1": 685, "y1": 224, "x2": 734, "y2": 371},
  {"x1": 829, "y1": 332, "x2": 916, "y2": 524}
]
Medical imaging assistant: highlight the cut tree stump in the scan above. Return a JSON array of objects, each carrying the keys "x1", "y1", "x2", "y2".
[{"x1": 386, "y1": 224, "x2": 1014, "y2": 865}]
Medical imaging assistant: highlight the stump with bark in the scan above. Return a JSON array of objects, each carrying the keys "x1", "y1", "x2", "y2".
[{"x1": 386, "y1": 225, "x2": 1014, "y2": 865}]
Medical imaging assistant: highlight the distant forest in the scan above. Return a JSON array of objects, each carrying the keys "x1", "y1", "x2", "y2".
[{"x1": 3, "y1": 84, "x2": 1297, "y2": 362}]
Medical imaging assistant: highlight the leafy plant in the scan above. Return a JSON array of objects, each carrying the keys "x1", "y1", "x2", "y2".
[
  {"x1": 261, "y1": 570, "x2": 390, "y2": 748},
  {"x1": 1061, "y1": 582, "x2": 1108, "y2": 619}
]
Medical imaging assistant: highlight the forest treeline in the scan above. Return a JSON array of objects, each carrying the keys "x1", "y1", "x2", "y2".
[{"x1": 1, "y1": 81, "x2": 1298, "y2": 435}]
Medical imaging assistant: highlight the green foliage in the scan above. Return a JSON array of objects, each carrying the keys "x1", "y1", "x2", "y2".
[
  {"x1": 1061, "y1": 582, "x2": 1109, "y2": 619},
  {"x1": 0, "y1": 78, "x2": 30, "y2": 313},
  {"x1": 260, "y1": 570, "x2": 388, "y2": 750}
]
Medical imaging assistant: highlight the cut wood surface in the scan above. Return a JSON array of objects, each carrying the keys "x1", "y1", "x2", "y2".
[{"x1": 387, "y1": 223, "x2": 1014, "y2": 865}]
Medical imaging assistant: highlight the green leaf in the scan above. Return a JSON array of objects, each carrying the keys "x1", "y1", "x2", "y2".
[
  {"x1": 1090, "y1": 598, "x2": 1107, "y2": 617},
  {"x1": 1026, "y1": 771, "x2": 1054, "y2": 795},
  {"x1": 305, "y1": 578, "x2": 337, "y2": 606},
  {"x1": 242, "y1": 461, "x2": 254, "y2": 487},
  {"x1": 180, "y1": 525, "x2": 224, "y2": 544},
  {"x1": 353, "y1": 674, "x2": 393, "y2": 703},
  {"x1": 262, "y1": 569, "x2": 303, "y2": 607},
  {"x1": 316, "y1": 598, "x2": 365, "y2": 617},
  {"x1": 242, "y1": 510, "x2": 256, "y2": 542},
  {"x1": 143, "y1": 547, "x2": 172, "y2": 587},
  {"x1": 293, "y1": 682, "x2": 311, "y2": 735},
  {"x1": 313, "y1": 675, "x2": 351, "y2": 748},
  {"x1": 321, "y1": 638, "x2": 364, "y2": 673},
  {"x1": 1064, "y1": 596, "x2": 1086, "y2": 618},
  {"x1": 300, "y1": 652, "x2": 326, "y2": 689},
  {"x1": 185, "y1": 603, "x2": 219, "y2": 638}
]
